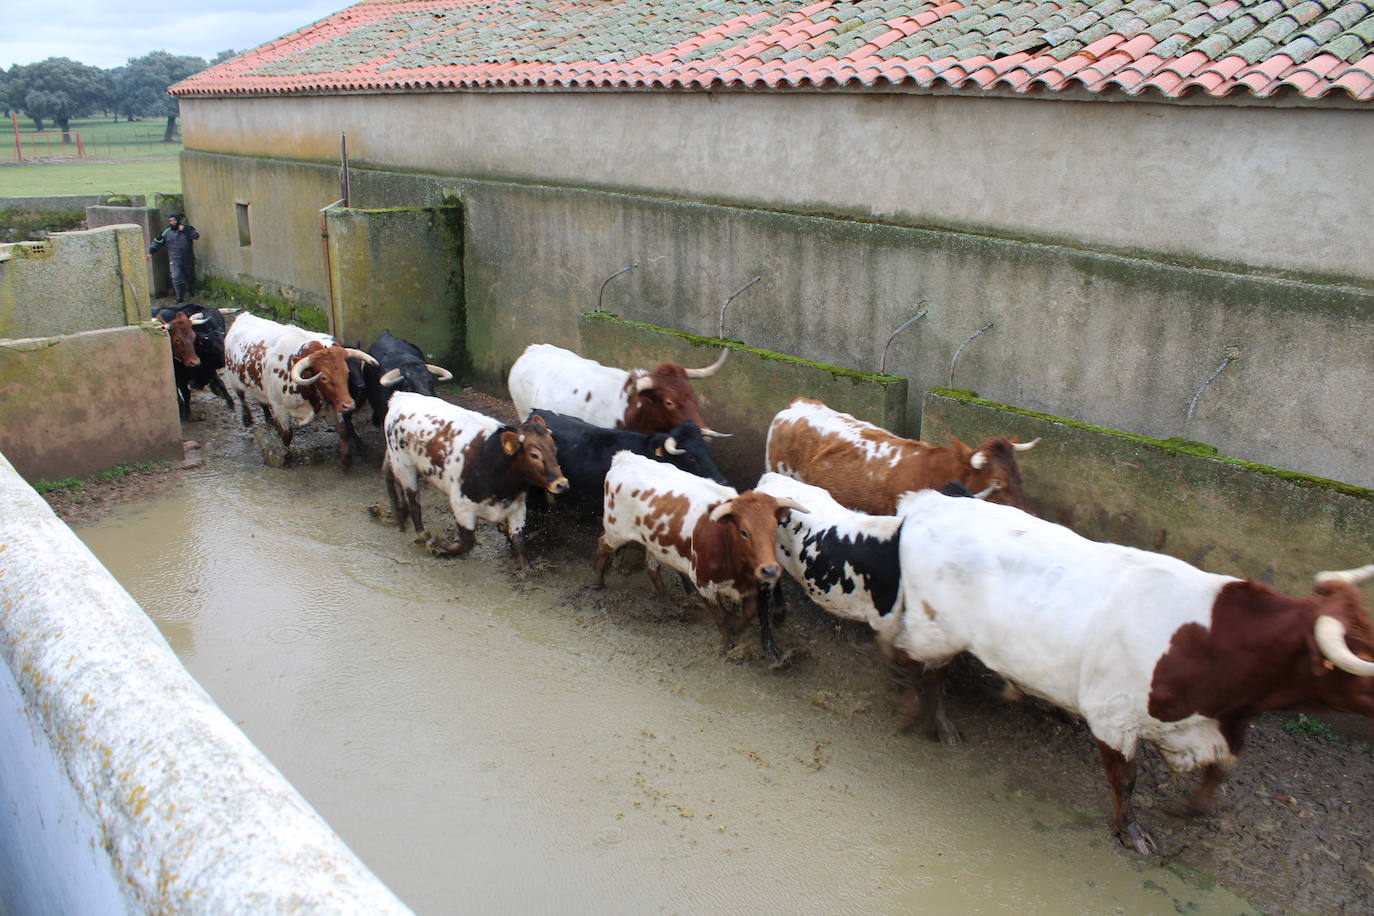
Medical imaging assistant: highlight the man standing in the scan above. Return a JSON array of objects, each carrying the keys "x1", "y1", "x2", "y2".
[{"x1": 148, "y1": 213, "x2": 200, "y2": 302}]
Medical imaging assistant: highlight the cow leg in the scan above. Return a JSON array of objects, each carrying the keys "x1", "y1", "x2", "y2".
[
  {"x1": 677, "y1": 573, "x2": 698, "y2": 596},
  {"x1": 236, "y1": 392, "x2": 254, "y2": 428},
  {"x1": 503, "y1": 500, "x2": 530, "y2": 571},
  {"x1": 333, "y1": 415, "x2": 353, "y2": 471},
  {"x1": 259, "y1": 403, "x2": 292, "y2": 446},
  {"x1": 593, "y1": 536, "x2": 616, "y2": 587},
  {"x1": 761, "y1": 580, "x2": 787, "y2": 624},
  {"x1": 919, "y1": 664, "x2": 960, "y2": 746},
  {"x1": 209, "y1": 373, "x2": 234, "y2": 411},
  {"x1": 644, "y1": 557, "x2": 669, "y2": 600},
  {"x1": 176, "y1": 381, "x2": 192, "y2": 421},
  {"x1": 1097, "y1": 740, "x2": 1156, "y2": 855},
  {"x1": 747, "y1": 588, "x2": 787, "y2": 666},
  {"x1": 703, "y1": 598, "x2": 735, "y2": 654}
]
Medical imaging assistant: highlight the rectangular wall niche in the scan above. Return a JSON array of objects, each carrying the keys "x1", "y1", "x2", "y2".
[{"x1": 235, "y1": 202, "x2": 251, "y2": 247}]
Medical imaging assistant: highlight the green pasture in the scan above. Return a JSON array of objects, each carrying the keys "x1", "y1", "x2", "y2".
[{"x1": 1, "y1": 117, "x2": 182, "y2": 199}]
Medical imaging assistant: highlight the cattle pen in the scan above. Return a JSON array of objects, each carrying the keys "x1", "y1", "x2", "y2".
[{"x1": 9, "y1": 387, "x2": 1373, "y2": 913}]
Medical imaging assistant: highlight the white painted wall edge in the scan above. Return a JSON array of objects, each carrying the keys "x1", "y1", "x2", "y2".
[{"x1": 0, "y1": 451, "x2": 413, "y2": 915}]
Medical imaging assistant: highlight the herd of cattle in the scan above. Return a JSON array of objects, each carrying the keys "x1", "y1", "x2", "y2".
[{"x1": 155, "y1": 307, "x2": 1374, "y2": 857}]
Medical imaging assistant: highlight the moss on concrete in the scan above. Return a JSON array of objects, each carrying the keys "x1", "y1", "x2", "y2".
[{"x1": 201, "y1": 276, "x2": 328, "y2": 331}]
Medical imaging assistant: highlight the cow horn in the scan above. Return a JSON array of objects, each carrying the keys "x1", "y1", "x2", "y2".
[
  {"x1": 772, "y1": 496, "x2": 809, "y2": 515},
  {"x1": 1315, "y1": 564, "x2": 1374, "y2": 586},
  {"x1": 345, "y1": 348, "x2": 379, "y2": 367},
  {"x1": 426, "y1": 364, "x2": 453, "y2": 382},
  {"x1": 684, "y1": 348, "x2": 729, "y2": 379},
  {"x1": 1013, "y1": 437, "x2": 1042, "y2": 452},
  {"x1": 290, "y1": 356, "x2": 321, "y2": 386},
  {"x1": 380, "y1": 369, "x2": 404, "y2": 388},
  {"x1": 1314, "y1": 616, "x2": 1374, "y2": 677},
  {"x1": 972, "y1": 483, "x2": 999, "y2": 499},
  {"x1": 700, "y1": 429, "x2": 732, "y2": 439},
  {"x1": 664, "y1": 437, "x2": 685, "y2": 456},
  {"x1": 969, "y1": 451, "x2": 988, "y2": 469},
  {"x1": 634, "y1": 374, "x2": 654, "y2": 393},
  {"x1": 190, "y1": 314, "x2": 210, "y2": 325},
  {"x1": 709, "y1": 501, "x2": 733, "y2": 523}
]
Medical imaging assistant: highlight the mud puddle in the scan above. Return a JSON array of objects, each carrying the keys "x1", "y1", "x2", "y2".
[{"x1": 73, "y1": 409, "x2": 1255, "y2": 914}]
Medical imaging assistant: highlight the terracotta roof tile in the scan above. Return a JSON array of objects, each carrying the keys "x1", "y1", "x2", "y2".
[{"x1": 170, "y1": 0, "x2": 1374, "y2": 102}]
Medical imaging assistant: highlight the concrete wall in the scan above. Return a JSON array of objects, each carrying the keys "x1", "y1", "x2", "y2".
[
  {"x1": 0, "y1": 226, "x2": 148, "y2": 338},
  {"x1": 180, "y1": 93, "x2": 1371, "y2": 285},
  {"x1": 578, "y1": 313, "x2": 906, "y2": 488},
  {"x1": 0, "y1": 194, "x2": 146, "y2": 212},
  {"x1": 921, "y1": 389, "x2": 1374, "y2": 598},
  {"x1": 0, "y1": 326, "x2": 182, "y2": 482},
  {"x1": 86, "y1": 205, "x2": 171, "y2": 300},
  {"x1": 324, "y1": 206, "x2": 464, "y2": 365},
  {"x1": 0, "y1": 452, "x2": 412, "y2": 915}
]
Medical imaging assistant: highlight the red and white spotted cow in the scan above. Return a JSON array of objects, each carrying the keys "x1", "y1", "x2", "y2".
[
  {"x1": 382, "y1": 392, "x2": 568, "y2": 571},
  {"x1": 765, "y1": 397, "x2": 1038, "y2": 515},
  {"x1": 222, "y1": 312, "x2": 378, "y2": 469},
  {"x1": 595, "y1": 452, "x2": 807, "y2": 665},
  {"x1": 508, "y1": 343, "x2": 731, "y2": 436},
  {"x1": 892, "y1": 487, "x2": 1374, "y2": 854}
]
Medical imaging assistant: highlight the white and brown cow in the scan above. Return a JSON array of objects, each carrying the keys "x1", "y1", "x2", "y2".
[
  {"x1": 765, "y1": 397, "x2": 1038, "y2": 515},
  {"x1": 221, "y1": 312, "x2": 378, "y2": 469},
  {"x1": 595, "y1": 452, "x2": 806, "y2": 665},
  {"x1": 891, "y1": 487, "x2": 1374, "y2": 854},
  {"x1": 382, "y1": 391, "x2": 568, "y2": 571},
  {"x1": 508, "y1": 343, "x2": 731, "y2": 435}
]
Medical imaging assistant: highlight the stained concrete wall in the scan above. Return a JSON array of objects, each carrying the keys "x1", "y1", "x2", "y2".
[
  {"x1": 0, "y1": 194, "x2": 146, "y2": 212},
  {"x1": 0, "y1": 452, "x2": 413, "y2": 915},
  {"x1": 0, "y1": 326, "x2": 182, "y2": 482},
  {"x1": 86, "y1": 205, "x2": 172, "y2": 300},
  {"x1": 577, "y1": 313, "x2": 906, "y2": 489},
  {"x1": 324, "y1": 206, "x2": 464, "y2": 365},
  {"x1": 921, "y1": 389, "x2": 1374, "y2": 598},
  {"x1": 0, "y1": 225, "x2": 148, "y2": 338}
]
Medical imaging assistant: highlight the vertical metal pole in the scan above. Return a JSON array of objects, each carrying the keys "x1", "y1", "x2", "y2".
[
  {"x1": 340, "y1": 132, "x2": 350, "y2": 207},
  {"x1": 11, "y1": 113, "x2": 21, "y2": 162}
]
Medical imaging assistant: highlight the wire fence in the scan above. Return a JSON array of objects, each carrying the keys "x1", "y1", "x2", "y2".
[{"x1": 7, "y1": 126, "x2": 180, "y2": 162}]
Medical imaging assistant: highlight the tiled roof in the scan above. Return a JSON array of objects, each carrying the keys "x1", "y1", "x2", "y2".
[{"x1": 171, "y1": 0, "x2": 1374, "y2": 101}]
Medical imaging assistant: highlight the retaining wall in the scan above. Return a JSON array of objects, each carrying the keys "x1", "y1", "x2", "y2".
[
  {"x1": 86, "y1": 205, "x2": 171, "y2": 300},
  {"x1": 0, "y1": 225, "x2": 148, "y2": 338},
  {"x1": 576, "y1": 312, "x2": 906, "y2": 489},
  {"x1": 0, "y1": 452, "x2": 412, "y2": 915},
  {"x1": 0, "y1": 325, "x2": 182, "y2": 482},
  {"x1": 920, "y1": 388, "x2": 1374, "y2": 597},
  {"x1": 0, "y1": 194, "x2": 146, "y2": 212}
]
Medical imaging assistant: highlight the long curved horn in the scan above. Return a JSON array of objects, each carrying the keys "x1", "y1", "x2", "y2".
[
  {"x1": 380, "y1": 368, "x2": 404, "y2": 388},
  {"x1": 684, "y1": 348, "x2": 729, "y2": 379},
  {"x1": 1314, "y1": 616, "x2": 1374, "y2": 676},
  {"x1": 772, "y1": 496, "x2": 809, "y2": 514},
  {"x1": 969, "y1": 451, "x2": 988, "y2": 469},
  {"x1": 700, "y1": 429, "x2": 732, "y2": 439},
  {"x1": 1315, "y1": 564, "x2": 1374, "y2": 586},
  {"x1": 189, "y1": 313, "x2": 210, "y2": 325},
  {"x1": 1013, "y1": 437, "x2": 1042, "y2": 452},
  {"x1": 426, "y1": 364, "x2": 453, "y2": 382},
  {"x1": 709, "y1": 501, "x2": 733, "y2": 523},
  {"x1": 634, "y1": 374, "x2": 654, "y2": 393},
  {"x1": 663, "y1": 436, "x2": 685, "y2": 456},
  {"x1": 972, "y1": 483, "x2": 999, "y2": 499},
  {"x1": 345, "y1": 347, "x2": 379, "y2": 367},
  {"x1": 290, "y1": 356, "x2": 320, "y2": 386}
]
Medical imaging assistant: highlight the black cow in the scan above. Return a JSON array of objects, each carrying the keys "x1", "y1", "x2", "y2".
[
  {"x1": 362, "y1": 330, "x2": 454, "y2": 425},
  {"x1": 531, "y1": 410, "x2": 727, "y2": 512},
  {"x1": 152, "y1": 304, "x2": 233, "y2": 420}
]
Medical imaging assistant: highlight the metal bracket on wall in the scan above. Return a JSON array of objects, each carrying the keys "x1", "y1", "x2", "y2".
[
  {"x1": 879, "y1": 302, "x2": 928, "y2": 375},
  {"x1": 1185, "y1": 345, "x2": 1242, "y2": 435},
  {"x1": 949, "y1": 321, "x2": 994, "y2": 387},
  {"x1": 596, "y1": 262, "x2": 639, "y2": 313},
  {"x1": 719, "y1": 276, "x2": 762, "y2": 338}
]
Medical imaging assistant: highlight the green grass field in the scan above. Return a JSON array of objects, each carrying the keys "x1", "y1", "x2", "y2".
[{"x1": 1, "y1": 116, "x2": 182, "y2": 199}]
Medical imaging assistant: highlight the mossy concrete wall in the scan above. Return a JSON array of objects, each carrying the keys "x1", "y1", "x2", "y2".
[
  {"x1": 577, "y1": 313, "x2": 906, "y2": 489},
  {"x1": 176, "y1": 151, "x2": 1374, "y2": 490},
  {"x1": 0, "y1": 226, "x2": 147, "y2": 338},
  {"x1": 85, "y1": 205, "x2": 170, "y2": 300},
  {"x1": 0, "y1": 326, "x2": 182, "y2": 482},
  {"x1": 0, "y1": 194, "x2": 145, "y2": 212},
  {"x1": 921, "y1": 389, "x2": 1374, "y2": 597},
  {"x1": 324, "y1": 206, "x2": 464, "y2": 367}
]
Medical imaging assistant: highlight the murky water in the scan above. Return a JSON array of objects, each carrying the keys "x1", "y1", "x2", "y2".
[{"x1": 75, "y1": 417, "x2": 1254, "y2": 914}]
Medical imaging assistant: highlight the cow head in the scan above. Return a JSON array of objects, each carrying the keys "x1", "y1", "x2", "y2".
[
  {"x1": 950, "y1": 435, "x2": 1039, "y2": 511},
  {"x1": 1305, "y1": 565, "x2": 1374, "y2": 715},
  {"x1": 379, "y1": 361, "x2": 453, "y2": 398},
  {"x1": 649, "y1": 422, "x2": 728, "y2": 485},
  {"x1": 622, "y1": 350, "x2": 731, "y2": 437},
  {"x1": 500, "y1": 414, "x2": 569, "y2": 494},
  {"x1": 157, "y1": 312, "x2": 208, "y2": 367},
  {"x1": 290, "y1": 342, "x2": 379, "y2": 413},
  {"x1": 702, "y1": 491, "x2": 808, "y2": 630}
]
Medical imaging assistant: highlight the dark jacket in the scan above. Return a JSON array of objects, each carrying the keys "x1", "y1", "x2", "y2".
[{"x1": 149, "y1": 224, "x2": 199, "y2": 259}]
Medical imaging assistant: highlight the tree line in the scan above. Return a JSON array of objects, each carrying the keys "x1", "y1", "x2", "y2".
[{"x1": 1, "y1": 50, "x2": 237, "y2": 144}]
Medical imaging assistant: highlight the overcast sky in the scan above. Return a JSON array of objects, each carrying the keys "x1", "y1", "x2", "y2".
[{"x1": 1, "y1": 0, "x2": 347, "y2": 70}]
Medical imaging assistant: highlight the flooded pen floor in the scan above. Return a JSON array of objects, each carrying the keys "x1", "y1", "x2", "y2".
[{"x1": 73, "y1": 413, "x2": 1253, "y2": 914}]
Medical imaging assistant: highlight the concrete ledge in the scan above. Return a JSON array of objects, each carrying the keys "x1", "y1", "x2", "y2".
[
  {"x1": 0, "y1": 326, "x2": 183, "y2": 482},
  {"x1": 0, "y1": 195, "x2": 146, "y2": 212},
  {"x1": 0, "y1": 452, "x2": 411, "y2": 914},
  {"x1": 921, "y1": 388, "x2": 1374, "y2": 596},
  {"x1": 578, "y1": 311, "x2": 907, "y2": 488},
  {"x1": 0, "y1": 225, "x2": 148, "y2": 337}
]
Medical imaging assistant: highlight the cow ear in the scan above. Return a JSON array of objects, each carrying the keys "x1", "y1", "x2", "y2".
[
  {"x1": 501, "y1": 431, "x2": 521, "y2": 455},
  {"x1": 654, "y1": 447, "x2": 665, "y2": 457},
  {"x1": 949, "y1": 435, "x2": 971, "y2": 455},
  {"x1": 527, "y1": 414, "x2": 547, "y2": 430}
]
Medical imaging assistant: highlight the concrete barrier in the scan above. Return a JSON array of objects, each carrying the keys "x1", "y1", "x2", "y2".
[
  {"x1": 0, "y1": 452, "x2": 412, "y2": 914},
  {"x1": 0, "y1": 194, "x2": 146, "y2": 212},
  {"x1": 0, "y1": 225, "x2": 147, "y2": 338},
  {"x1": 921, "y1": 388, "x2": 1374, "y2": 597},
  {"x1": 0, "y1": 326, "x2": 183, "y2": 482},
  {"x1": 576, "y1": 311, "x2": 907, "y2": 488}
]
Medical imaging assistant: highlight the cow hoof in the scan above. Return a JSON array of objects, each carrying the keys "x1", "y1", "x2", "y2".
[
  {"x1": 932, "y1": 726, "x2": 962, "y2": 747},
  {"x1": 1117, "y1": 823, "x2": 1157, "y2": 856},
  {"x1": 768, "y1": 648, "x2": 796, "y2": 671}
]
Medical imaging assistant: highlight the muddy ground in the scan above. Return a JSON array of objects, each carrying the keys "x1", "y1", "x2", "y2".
[{"x1": 48, "y1": 384, "x2": 1374, "y2": 913}]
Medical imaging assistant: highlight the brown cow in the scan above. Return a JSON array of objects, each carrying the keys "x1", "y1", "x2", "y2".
[
  {"x1": 594, "y1": 451, "x2": 806, "y2": 665},
  {"x1": 765, "y1": 397, "x2": 1037, "y2": 514}
]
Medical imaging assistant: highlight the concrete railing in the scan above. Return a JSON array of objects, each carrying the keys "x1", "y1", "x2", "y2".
[{"x1": 0, "y1": 453, "x2": 412, "y2": 915}]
